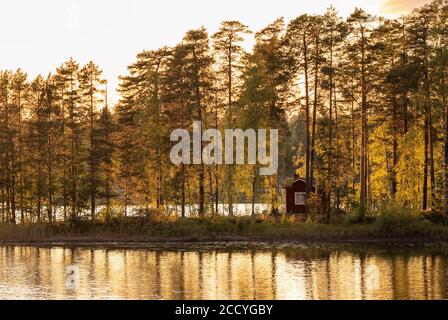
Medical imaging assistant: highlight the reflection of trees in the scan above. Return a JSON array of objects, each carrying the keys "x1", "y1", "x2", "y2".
[{"x1": 0, "y1": 246, "x2": 447, "y2": 299}]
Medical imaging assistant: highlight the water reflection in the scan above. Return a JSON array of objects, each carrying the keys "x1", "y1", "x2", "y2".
[{"x1": 0, "y1": 244, "x2": 447, "y2": 300}]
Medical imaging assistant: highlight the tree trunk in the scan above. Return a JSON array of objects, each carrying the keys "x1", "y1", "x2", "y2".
[
  {"x1": 391, "y1": 99, "x2": 398, "y2": 197},
  {"x1": 430, "y1": 113, "x2": 435, "y2": 208},
  {"x1": 442, "y1": 65, "x2": 448, "y2": 217},
  {"x1": 351, "y1": 73, "x2": 356, "y2": 193},
  {"x1": 423, "y1": 96, "x2": 429, "y2": 211},
  {"x1": 192, "y1": 47, "x2": 205, "y2": 217},
  {"x1": 181, "y1": 163, "x2": 186, "y2": 218},
  {"x1": 227, "y1": 39, "x2": 234, "y2": 217},
  {"x1": 310, "y1": 31, "x2": 319, "y2": 200},
  {"x1": 18, "y1": 88, "x2": 24, "y2": 223},
  {"x1": 303, "y1": 33, "x2": 311, "y2": 218},
  {"x1": 89, "y1": 73, "x2": 96, "y2": 220},
  {"x1": 251, "y1": 167, "x2": 257, "y2": 216},
  {"x1": 327, "y1": 31, "x2": 333, "y2": 224},
  {"x1": 360, "y1": 28, "x2": 368, "y2": 217}
]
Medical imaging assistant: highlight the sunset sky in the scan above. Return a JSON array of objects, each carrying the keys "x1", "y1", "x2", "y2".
[{"x1": 0, "y1": 0, "x2": 431, "y2": 104}]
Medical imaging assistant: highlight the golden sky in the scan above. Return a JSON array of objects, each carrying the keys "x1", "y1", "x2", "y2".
[
  {"x1": 381, "y1": 0, "x2": 431, "y2": 14},
  {"x1": 0, "y1": 0, "x2": 431, "y2": 104}
]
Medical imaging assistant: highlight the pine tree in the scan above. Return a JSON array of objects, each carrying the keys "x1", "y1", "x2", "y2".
[
  {"x1": 249, "y1": 18, "x2": 291, "y2": 215},
  {"x1": 163, "y1": 44, "x2": 190, "y2": 217},
  {"x1": 182, "y1": 28, "x2": 214, "y2": 216},
  {"x1": 212, "y1": 21, "x2": 251, "y2": 216},
  {"x1": 96, "y1": 85, "x2": 116, "y2": 217},
  {"x1": 55, "y1": 58, "x2": 82, "y2": 219},
  {"x1": 346, "y1": 9, "x2": 375, "y2": 217},
  {"x1": 79, "y1": 61, "x2": 105, "y2": 220}
]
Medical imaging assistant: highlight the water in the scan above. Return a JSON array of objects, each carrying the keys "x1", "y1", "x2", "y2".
[
  {"x1": 1, "y1": 243, "x2": 448, "y2": 300},
  {"x1": 33, "y1": 204, "x2": 273, "y2": 223},
  {"x1": 164, "y1": 203, "x2": 274, "y2": 217}
]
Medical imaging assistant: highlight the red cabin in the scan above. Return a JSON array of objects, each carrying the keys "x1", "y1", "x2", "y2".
[{"x1": 285, "y1": 176, "x2": 315, "y2": 215}]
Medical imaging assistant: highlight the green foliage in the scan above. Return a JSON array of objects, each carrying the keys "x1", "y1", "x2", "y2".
[{"x1": 373, "y1": 202, "x2": 430, "y2": 235}]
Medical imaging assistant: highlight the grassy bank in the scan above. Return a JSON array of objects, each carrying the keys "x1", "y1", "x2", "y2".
[{"x1": 1, "y1": 212, "x2": 448, "y2": 244}]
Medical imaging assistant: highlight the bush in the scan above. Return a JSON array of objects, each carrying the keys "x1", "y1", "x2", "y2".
[
  {"x1": 373, "y1": 202, "x2": 432, "y2": 236},
  {"x1": 97, "y1": 207, "x2": 121, "y2": 223},
  {"x1": 345, "y1": 204, "x2": 369, "y2": 224},
  {"x1": 306, "y1": 193, "x2": 324, "y2": 223},
  {"x1": 422, "y1": 209, "x2": 446, "y2": 224}
]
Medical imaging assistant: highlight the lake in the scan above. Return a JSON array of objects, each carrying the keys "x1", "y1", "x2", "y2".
[
  {"x1": 38, "y1": 204, "x2": 273, "y2": 223},
  {"x1": 0, "y1": 243, "x2": 447, "y2": 300}
]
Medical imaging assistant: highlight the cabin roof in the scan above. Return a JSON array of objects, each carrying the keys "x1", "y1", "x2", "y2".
[{"x1": 284, "y1": 177, "x2": 316, "y2": 188}]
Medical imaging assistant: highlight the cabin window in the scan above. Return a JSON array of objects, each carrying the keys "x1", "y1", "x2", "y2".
[{"x1": 295, "y1": 192, "x2": 306, "y2": 205}]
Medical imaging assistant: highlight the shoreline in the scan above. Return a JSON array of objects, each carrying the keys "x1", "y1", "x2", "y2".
[
  {"x1": 2, "y1": 216, "x2": 448, "y2": 248},
  {"x1": 2, "y1": 236, "x2": 448, "y2": 248}
]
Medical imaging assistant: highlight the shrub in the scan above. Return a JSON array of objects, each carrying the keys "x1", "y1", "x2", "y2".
[
  {"x1": 306, "y1": 193, "x2": 324, "y2": 223},
  {"x1": 345, "y1": 205, "x2": 369, "y2": 224},
  {"x1": 373, "y1": 202, "x2": 432, "y2": 236}
]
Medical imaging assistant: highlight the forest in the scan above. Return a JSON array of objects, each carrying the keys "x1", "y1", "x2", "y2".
[{"x1": 0, "y1": 0, "x2": 447, "y2": 226}]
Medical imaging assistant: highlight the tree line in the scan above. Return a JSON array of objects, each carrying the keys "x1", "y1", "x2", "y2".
[{"x1": 0, "y1": 0, "x2": 447, "y2": 224}]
